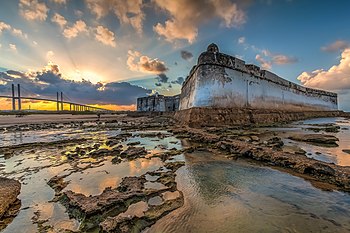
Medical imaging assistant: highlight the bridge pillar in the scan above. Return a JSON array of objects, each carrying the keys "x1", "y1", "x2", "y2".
[
  {"x1": 57, "y1": 92, "x2": 59, "y2": 111},
  {"x1": 60, "y1": 92, "x2": 63, "y2": 111},
  {"x1": 11, "y1": 84, "x2": 16, "y2": 111},
  {"x1": 17, "y1": 84, "x2": 21, "y2": 111}
]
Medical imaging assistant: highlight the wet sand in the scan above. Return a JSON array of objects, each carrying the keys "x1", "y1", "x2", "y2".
[{"x1": 0, "y1": 114, "x2": 124, "y2": 127}]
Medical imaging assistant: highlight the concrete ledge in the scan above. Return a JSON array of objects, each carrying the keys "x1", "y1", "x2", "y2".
[{"x1": 174, "y1": 107, "x2": 346, "y2": 127}]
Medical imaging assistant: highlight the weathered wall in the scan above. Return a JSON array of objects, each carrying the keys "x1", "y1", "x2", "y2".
[
  {"x1": 137, "y1": 95, "x2": 180, "y2": 112},
  {"x1": 179, "y1": 44, "x2": 338, "y2": 111},
  {"x1": 174, "y1": 107, "x2": 345, "y2": 127}
]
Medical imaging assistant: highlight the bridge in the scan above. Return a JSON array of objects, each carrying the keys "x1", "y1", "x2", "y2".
[{"x1": 0, "y1": 84, "x2": 111, "y2": 112}]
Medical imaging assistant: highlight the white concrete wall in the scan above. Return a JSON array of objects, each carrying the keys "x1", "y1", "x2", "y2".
[{"x1": 179, "y1": 65, "x2": 338, "y2": 111}]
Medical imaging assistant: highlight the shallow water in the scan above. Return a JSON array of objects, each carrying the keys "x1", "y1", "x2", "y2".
[
  {"x1": 0, "y1": 127, "x2": 183, "y2": 232},
  {"x1": 148, "y1": 151, "x2": 350, "y2": 233},
  {"x1": 2, "y1": 118, "x2": 350, "y2": 232},
  {"x1": 262, "y1": 117, "x2": 350, "y2": 166}
]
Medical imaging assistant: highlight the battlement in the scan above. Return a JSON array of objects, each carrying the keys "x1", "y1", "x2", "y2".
[
  {"x1": 179, "y1": 44, "x2": 338, "y2": 111},
  {"x1": 182, "y1": 44, "x2": 337, "y2": 99}
]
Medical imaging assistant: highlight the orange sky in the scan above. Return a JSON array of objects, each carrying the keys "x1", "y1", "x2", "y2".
[{"x1": 0, "y1": 98, "x2": 135, "y2": 111}]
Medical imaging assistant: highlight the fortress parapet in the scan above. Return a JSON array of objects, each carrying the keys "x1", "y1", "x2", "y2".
[{"x1": 179, "y1": 43, "x2": 337, "y2": 111}]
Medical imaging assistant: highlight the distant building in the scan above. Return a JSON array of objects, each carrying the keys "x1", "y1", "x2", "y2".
[{"x1": 137, "y1": 94, "x2": 180, "y2": 112}]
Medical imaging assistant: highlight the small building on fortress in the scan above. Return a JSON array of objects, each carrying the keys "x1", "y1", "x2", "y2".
[
  {"x1": 179, "y1": 43, "x2": 338, "y2": 111},
  {"x1": 137, "y1": 94, "x2": 180, "y2": 112}
]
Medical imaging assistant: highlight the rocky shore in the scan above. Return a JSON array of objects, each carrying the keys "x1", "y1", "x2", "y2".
[
  {"x1": 1, "y1": 112, "x2": 350, "y2": 232},
  {"x1": 0, "y1": 177, "x2": 21, "y2": 231},
  {"x1": 170, "y1": 125, "x2": 350, "y2": 191}
]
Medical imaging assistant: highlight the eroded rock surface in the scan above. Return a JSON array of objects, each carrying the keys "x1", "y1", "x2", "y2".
[
  {"x1": 0, "y1": 177, "x2": 21, "y2": 230},
  {"x1": 288, "y1": 134, "x2": 339, "y2": 147},
  {"x1": 172, "y1": 126, "x2": 350, "y2": 191}
]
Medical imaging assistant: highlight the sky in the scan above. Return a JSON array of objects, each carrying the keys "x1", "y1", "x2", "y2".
[{"x1": 0, "y1": 0, "x2": 350, "y2": 111}]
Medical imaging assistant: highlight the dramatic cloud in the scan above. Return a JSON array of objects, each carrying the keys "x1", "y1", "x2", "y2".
[
  {"x1": 321, "y1": 40, "x2": 349, "y2": 53},
  {"x1": 112, "y1": 0, "x2": 144, "y2": 34},
  {"x1": 180, "y1": 50, "x2": 193, "y2": 61},
  {"x1": 63, "y1": 20, "x2": 88, "y2": 39},
  {"x1": 85, "y1": 0, "x2": 144, "y2": 33},
  {"x1": 19, "y1": 0, "x2": 49, "y2": 21},
  {"x1": 297, "y1": 48, "x2": 350, "y2": 90},
  {"x1": 51, "y1": 13, "x2": 67, "y2": 28},
  {"x1": 85, "y1": 0, "x2": 109, "y2": 19},
  {"x1": 153, "y1": 0, "x2": 246, "y2": 43},
  {"x1": 127, "y1": 50, "x2": 168, "y2": 74},
  {"x1": 0, "y1": 63, "x2": 152, "y2": 105},
  {"x1": 95, "y1": 26, "x2": 116, "y2": 47}
]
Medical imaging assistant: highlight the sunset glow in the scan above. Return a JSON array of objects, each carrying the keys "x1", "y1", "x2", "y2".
[{"x1": 1, "y1": 0, "x2": 350, "y2": 110}]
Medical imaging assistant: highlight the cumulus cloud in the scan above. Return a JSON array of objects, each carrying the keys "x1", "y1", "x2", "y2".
[
  {"x1": 63, "y1": 20, "x2": 88, "y2": 38},
  {"x1": 0, "y1": 21, "x2": 11, "y2": 33},
  {"x1": 153, "y1": 0, "x2": 246, "y2": 43},
  {"x1": 154, "y1": 74, "x2": 183, "y2": 87},
  {"x1": 321, "y1": 40, "x2": 349, "y2": 53},
  {"x1": 156, "y1": 73, "x2": 169, "y2": 83},
  {"x1": 95, "y1": 26, "x2": 116, "y2": 47},
  {"x1": 0, "y1": 22, "x2": 28, "y2": 39},
  {"x1": 85, "y1": 0, "x2": 144, "y2": 33},
  {"x1": 51, "y1": 13, "x2": 67, "y2": 28},
  {"x1": 51, "y1": 0, "x2": 67, "y2": 4},
  {"x1": 12, "y1": 28, "x2": 28, "y2": 39},
  {"x1": 297, "y1": 48, "x2": 350, "y2": 90},
  {"x1": 0, "y1": 63, "x2": 152, "y2": 105},
  {"x1": 46, "y1": 50, "x2": 55, "y2": 60},
  {"x1": 272, "y1": 54, "x2": 298, "y2": 65},
  {"x1": 255, "y1": 54, "x2": 271, "y2": 69},
  {"x1": 112, "y1": 0, "x2": 144, "y2": 34},
  {"x1": 238, "y1": 36, "x2": 245, "y2": 44},
  {"x1": 19, "y1": 0, "x2": 49, "y2": 21},
  {"x1": 85, "y1": 0, "x2": 109, "y2": 19},
  {"x1": 180, "y1": 50, "x2": 193, "y2": 61},
  {"x1": 171, "y1": 76, "x2": 184, "y2": 85},
  {"x1": 255, "y1": 48, "x2": 297, "y2": 70},
  {"x1": 127, "y1": 50, "x2": 168, "y2": 74}
]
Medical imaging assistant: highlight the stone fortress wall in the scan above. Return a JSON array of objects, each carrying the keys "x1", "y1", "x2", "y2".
[
  {"x1": 179, "y1": 44, "x2": 338, "y2": 111},
  {"x1": 137, "y1": 94, "x2": 180, "y2": 112}
]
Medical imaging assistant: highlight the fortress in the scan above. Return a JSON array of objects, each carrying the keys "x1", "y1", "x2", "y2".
[
  {"x1": 138, "y1": 44, "x2": 340, "y2": 125},
  {"x1": 179, "y1": 43, "x2": 337, "y2": 111}
]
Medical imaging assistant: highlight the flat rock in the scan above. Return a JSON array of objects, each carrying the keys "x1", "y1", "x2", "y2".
[
  {"x1": 0, "y1": 177, "x2": 21, "y2": 218},
  {"x1": 120, "y1": 146, "x2": 147, "y2": 159},
  {"x1": 343, "y1": 149, "x2": 350, "y2": 154},
  {"x1": 288, "y1": 134, "x2": 339, "y2": 146}
]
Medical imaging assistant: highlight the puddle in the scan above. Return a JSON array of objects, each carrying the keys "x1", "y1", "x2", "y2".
[
  {"x1": 148, "y1": 196, "x2": 163, "y2": 206},
  {"x1": 144, "y1": 182, "x2": 167, "y2": 190},
  {"x1": 148, "y1": 150, "x2": 350, "y2": 232}
]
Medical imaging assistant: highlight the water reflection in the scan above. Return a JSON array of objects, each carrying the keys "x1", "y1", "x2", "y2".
[
  {"x1": 260, "y1": 117, "x2": 350, "y2": 166},
  {"x1": 63, "y1": 157, "x2": 163, "y2": 196},
  {"x1": 149, "y1": 151, "x2": 350, "y2": 233}
]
